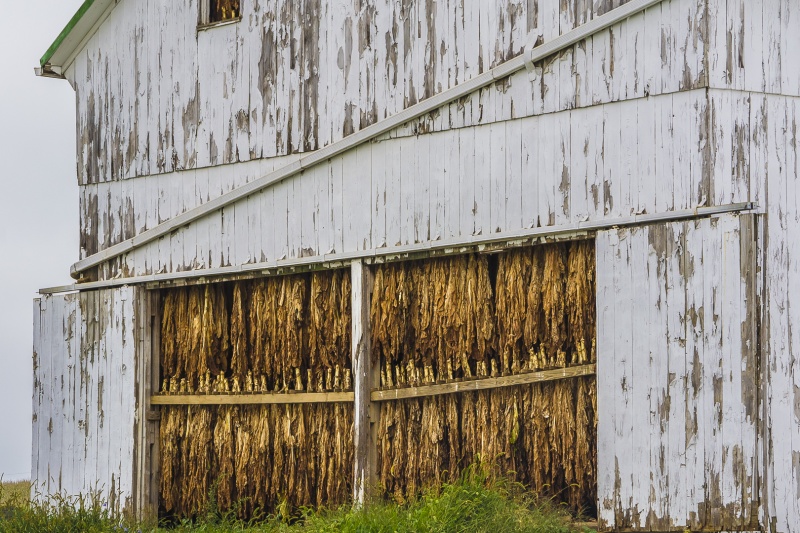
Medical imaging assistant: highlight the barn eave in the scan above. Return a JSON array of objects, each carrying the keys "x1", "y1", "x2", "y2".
[{"x1": 35, "y1": 0, "x2": 117, "y2": 79}]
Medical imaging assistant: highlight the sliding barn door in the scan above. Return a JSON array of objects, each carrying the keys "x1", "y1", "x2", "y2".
[
  {"x1": 596, "y1": 214, "x2": 759, "y2": 532},
  {"x1": 32, "y1": 287, "x2": 140, "y2": 513}
]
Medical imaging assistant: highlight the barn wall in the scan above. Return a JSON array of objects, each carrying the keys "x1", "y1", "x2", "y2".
[
  {"x1": 67, "y1": 0, "x2": 709, "y2": 186},
  {"x1": 74, "y1": 0, "x2": 713, "y2": 262},
  {"x1": 32, "y1": 287, "x2": 139, "y2": 513},
  {"x1": 595, "y1": 214, "x2": 759, "y2": 532},
  {"x1": 105, "y1": 87, "x2": 731, "y2": 279}
]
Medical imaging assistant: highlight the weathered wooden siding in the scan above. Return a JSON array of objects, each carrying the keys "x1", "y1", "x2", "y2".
[
  {"x1": 67, "y1": 0, "x2": 708, "y2": 185},
  {"x1": 596, "y1": 214, "x2": 759, "y2": 532},
  {"x1": 74, "y1": 0, "x2": 715, "y2": 261},
  {"x1": 32, "y1": 287, "x2": 139, "y2": 512},
  {"x1": 758, "y1": 93, "x2": 800, "y2": 533},
  {"x1": 101, "y1": 88, "x2": 737, "y2": 280}
]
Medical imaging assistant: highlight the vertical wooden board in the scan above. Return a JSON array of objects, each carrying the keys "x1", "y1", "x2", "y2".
[
  {"x1": 730, "y1": 93, "x2": 752, "y2": 205},
  {"x1": 602, "y1": 103, "x2": 621, "y2": 217},
  {"x1": 489, "y1": 122, "x2": 506, "y2": 234},
  {"x1": 47, "y1": 294, "x2": 65, "y2": 494},
  {"x1": 596, "y1": 228, "x2": 617, "y2": 530},
  {"x1": 414, "y1": 135, "x2": 430, "y2": 243},
  {"x1": 625, "y1": 10, "x2": 645, "y2": 100},
  {"x1": 665, "y1": 221, "x2": 688, "y2": 526},
  {"x1": 574, "y1": 39, "x2": 592, "y2": 109},
  {"x1": 710, "y1": 91, "x2": 733, "y2": 206},
  {"x1": 702, "y1": 218, "x2": 724, "y2": 531},
  {"x1": 646, "y1": 224, "x2": 670, "y2": 529},
  {"x1": 60, "y1": 296, "x2": 77, "y2": 494},
  {"x1": 83, "y1": 290, "x2": 98, "y2": 496},
  {"x1": 372, "y1": 141, "x2": 388, "y2": 248},
  {"x1": 306, "y1": 165, "x2": 325, "y2": 258},
  {"x1": 31, "y1": 299, "x2": 41, "y2": 491},
  {"x1": 256, "y1": 186, "x2": 275, "y2": 262},
  {"x1": 505, "y1": 120, "x2": 523, "y2": 232},
  {"x1": 35, "y1": 296, "x2": 48, "y2": 494},
  {"x1": 788, "y1": 101, "x2": 800, "y2": 526},
  {"x1": 741, "y1": 0, "x2": 764, "y2": 93},
  {"x1": 642, "y1": 3, "x2": 663, "y2": 97},
  {"x1": 121, "y1": 288, "x2": 137, "y2": 498},
  {"x1": 301, "y1": 168, "x2": 319, "y2": 257},
  {"x1": 738, "y1": 215, "x2": 759, "y2": 529},
  {"x1": 671, "y1": 92, "x2": 691, "y2": 211},
  {"x1": 270, "y1": 179, "x2": 289, "y2": 260},
  {"x1": 233, "y1": 192, "x2": 251, "y2": 265},
  {"x1": 384, "y1": 139, "x2": 403, "y2": 247},
  {"x1": 684, "y1": 219, "x2": 706, "y2": 530},
  {"x1": 780, "y1": 0, "x2": 800, "y2": 97},
  {"x1": 613, "y1": 229, "x2": 634, "y2": 528},
  {"x1": 520, "y1": 115, "x2": 539, "y2": 228},
  {"x1": 329, "y1": 156, "x2": 344, "y2": 254},
  {"x1": 766, "y1": 94, "x2": 795, "y2": 532},
  {"x1": 429, "y1": 132, "x2": 446, "y2": 241},
  {"x1": 339, "y1": 147, "x2": 371, "y2": 252},
  {"x1": 473, "y1": 124, "x2": 491, "y2": 235},
  {"x1": 75, "y1": 292, "x2": 89, "y2": 495},
  {"x1": 619, "y1": 99, "x2": 637, "y2": 216},
  {"x1": 629, "y1": 227, "x2": 650, "y2": 530},
  {"x1": 457, "y1": 127, "x2": 476, "y2": 236},
  {"x1": 590, "y1": 27, "x2": 612, "y2": 105},
  {"x1": 289, "y1": 176, "x2": 307, "y2": 261},
  {"x1": 569, "y1": 109, "x2": 589, "y2": 223},
  {"x1": 637, "y1": 97, "x2": 656, "y2": 215},
  {"x1": 761, "y1": 0, "x2": 782, "y2": 95},
  {"x1": 97, "y1": 292, "x2": 112, "y2": 502},
  {"x1": 718, "y1": 214, "x2": 746, "y2": 530}
]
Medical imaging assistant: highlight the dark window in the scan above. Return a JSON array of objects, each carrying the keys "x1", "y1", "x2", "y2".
[
  {"x1": 201, "y1": 0, "x2": 241, "y2": 27},
  {"x1": 210, "y1": 0, "x2": 240, "y2": 23}
]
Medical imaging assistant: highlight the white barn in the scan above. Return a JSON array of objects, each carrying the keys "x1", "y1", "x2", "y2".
[{"x1": 31, "y1": 0, "x2": 800, "y2": 530}]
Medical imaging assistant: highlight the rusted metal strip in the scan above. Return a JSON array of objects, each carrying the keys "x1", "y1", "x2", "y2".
[{"x1": 370, "y1": 364, "x2": 596, "y2": 402}]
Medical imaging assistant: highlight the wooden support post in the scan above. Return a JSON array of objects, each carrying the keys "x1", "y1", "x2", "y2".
[
  {"x1": 352, "y1": 260, "x2": 377, "y2": 505},
  {"x1": 133, "y1": 290, "x2": 160, "y2": 521}
]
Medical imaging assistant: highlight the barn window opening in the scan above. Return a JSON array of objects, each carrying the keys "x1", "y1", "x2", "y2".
[{"x1": 200, "y1": 0, "x2": 241, "y2": 27}]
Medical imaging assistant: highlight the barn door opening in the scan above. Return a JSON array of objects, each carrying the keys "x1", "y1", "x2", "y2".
[
  {"x1": 154, "y1": 271, "x2": 355, "y2": 521},
  {"x1": 371, "y1": 241, "x2": 598, "y2": 518},
  {"x1": 596, "y1": 214, "x2": 759, "y2": 532}
]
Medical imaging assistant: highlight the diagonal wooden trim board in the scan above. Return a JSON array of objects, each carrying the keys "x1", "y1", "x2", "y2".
[{"x1": 69, "y1": 0, "x2": 666, "y2": 279}]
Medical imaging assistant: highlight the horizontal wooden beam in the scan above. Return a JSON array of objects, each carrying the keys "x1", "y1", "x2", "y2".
[
  {"x1": 370, "y1": 364, "x2": 596, "y2": 402},
  {"x1": 150, "y1": 366, "x2": 596, "y2": 406},
  {"x1": 150, "y1": 391, "x2": 354, "y2": 405},
  {"x1": 41, "y1": 203, "x2": 754, "y2": 294}
]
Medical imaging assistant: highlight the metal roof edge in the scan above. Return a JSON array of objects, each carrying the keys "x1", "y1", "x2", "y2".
[{"x1": 37, "y1": 0, "x2": 116, "y2": 77}]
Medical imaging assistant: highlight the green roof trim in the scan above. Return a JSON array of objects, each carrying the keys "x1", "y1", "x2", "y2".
[{"x1": 39, "y1": 0, "x2": 95, "y2": 68}]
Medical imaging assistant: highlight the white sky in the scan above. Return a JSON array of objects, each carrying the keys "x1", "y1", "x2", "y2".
[{"x1": 0, "y1": 0, "x2": 84, "y2": 481}]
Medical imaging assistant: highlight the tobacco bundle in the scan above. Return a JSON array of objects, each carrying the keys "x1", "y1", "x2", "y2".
[
  {"x1": 373, "y1": 242, "x2": 597, "y2": 515},
  {"x1": 159, "y1": 270, "x2": 353, "y2": 520}
]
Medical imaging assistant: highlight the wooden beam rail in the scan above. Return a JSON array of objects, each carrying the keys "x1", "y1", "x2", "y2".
[
  {"x1": 150, "y1": 391, "x2": 354, "y2": 405},
  {"x1": 149, "y1": 365, "x2": 596, "y2": 406},
  {"x1": 371, "y1": 364, "x2": 596, "y2": 402}
]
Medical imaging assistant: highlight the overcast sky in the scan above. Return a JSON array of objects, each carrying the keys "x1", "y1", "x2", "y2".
[{"x1": 0, "y1": 0, "x2": 84, "y2": 481}]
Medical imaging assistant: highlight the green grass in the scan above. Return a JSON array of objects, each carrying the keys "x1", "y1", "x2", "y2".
[{"x1": 1, "y1": 469, "x2": 595, "y2": 533}]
